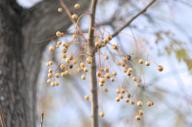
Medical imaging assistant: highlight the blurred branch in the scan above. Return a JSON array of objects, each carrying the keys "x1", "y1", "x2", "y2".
[{"x1": 111, "y1": 0, "x2": 156, "y2": 38}]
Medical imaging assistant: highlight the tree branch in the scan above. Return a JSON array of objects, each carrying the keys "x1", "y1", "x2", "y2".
[
  {"x1": 88, "y1": 0, "x2": 99, "y2": 127},
  {"x1": 111, "y1": 0, "x2": 156, "y2": 38}
]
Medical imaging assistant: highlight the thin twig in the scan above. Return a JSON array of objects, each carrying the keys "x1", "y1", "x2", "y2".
[
  {"x1": 88, "y1": 0, "x2": 99, "y2": 127},
  {"x1": 59, "y1": 0, "x2": 89, "y2": 43},
  {"x1": 111, "y1": 0, "x2": 156, "y2": 38},
  {"x1": 40, "y1": 112, "x2": 44, "y2": 127},
  {"x1": 59, "y1": 0, "x2": 75, "y2": 24}
]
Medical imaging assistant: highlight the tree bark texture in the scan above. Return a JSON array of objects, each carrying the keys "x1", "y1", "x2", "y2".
[{"x1": 0, "y1": 0, "x2": 89, "y2": 127}]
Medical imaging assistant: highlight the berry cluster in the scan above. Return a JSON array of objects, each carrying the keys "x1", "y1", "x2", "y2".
[{"x1": 46, "y1": 2, "x2": 164, "y2": 121}]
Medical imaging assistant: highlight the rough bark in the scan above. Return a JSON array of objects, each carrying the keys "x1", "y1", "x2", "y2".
[
  {"x1": 0, "y1": 1, "x2": 26, "y2": 127},
  {"x1": 0, "y1": 0, "x2": 89, "y2": 127}
]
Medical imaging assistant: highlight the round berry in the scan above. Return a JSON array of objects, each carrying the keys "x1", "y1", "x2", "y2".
[
  {"x1": 157, "y1": 65, "x2": 164, "y2": 72},
  {"x1": 99, "y1": 112, "x2": 105, "y2": 118},
  {"x1": 74, "y1": 3, "x2": 80, "y2": 9},
  {"x1": 57, "y1": 7, "x2": 63, "y2": 12},
  {"x1": 138, "y1": 59, "x2": 144, "y2": 64},
  {"x1": 135, "y1": 115, "x2": 141, "y2": 120}
]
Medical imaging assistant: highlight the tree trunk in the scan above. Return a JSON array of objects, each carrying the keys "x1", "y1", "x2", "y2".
[
  {"x1": 0, "y1": 0, "x2": 89, "y2": 127},
  {"x1": 0, "y1": 1, "x2": 27, "y2": 127}
]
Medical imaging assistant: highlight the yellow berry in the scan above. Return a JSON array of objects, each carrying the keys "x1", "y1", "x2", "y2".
[
  {"x1": 62, "y1": 48, "x2": 68, "y2": 53},
  {"x1": 73, "y1": 59, "x2": 78, "y2": 64},
  {"x1": 112, "y1": 44, "x2": 118, "y2": 50},
  {"x1": 74, "y1": 3, "x2": 80, "y2": 9},
  {"x1": 62, "y1": 53, "x2": 67, "y2": 58},
  {"x1": 65, "y1": 58, "x2": 70, "y2": 64},
  {"x1": 123, "y1": 55, "x2": 131, "y2": 61},
  {"x1": 147, "y1": 101, "x2": 154, "y2": 107},
  {"x1": 46, "y1": 79, "x2": 51, "y2": 84},
  {"x1": 107, "y1": 35, "x2": 112, "y2": 41},
  {"x1": 112, "y1": 71, "x2": 117, "y2": 76},
  {"x1": 135, "y1": 115, "x2": 141, "y2": 120},
  {"x1": 81, "y1": 74, "x2": 86, "y2": 80},
  {"x1": 83, "y1": 67, "x2": 88, "y2": 73},
  {"x1": 125, "y1": 98, "x2": 130, "y2": 103},
  {"x1": 80, "y1": 62, "x2": 85, "y2": 68},
  {"x1": 99, "y1": 112, "x2": 105, "y2": 118},
  {"x1": 72, "y1": 34, "x2": 77, "y2": 39},
  {"x1": 50, "y1": 82, "x2": 55, "y2": 86},
  {"x1": 54, "y1": 82, "x2": 59, "y2": 86},
  {"x1": 120, "y1": 95, "x2": 124, "y2": 99},
  {"x1": 111, "y1": 77, "x2": 115, "y2": 82},
  {"x1": 49, "y1": 46, "x2": 55, "y2": 53},
  {"x1": 116, "y1": 88, "x2": 121, "y2": 94},
  {"x1": 157, "y1": 65, "x2": 164, "y2": 72},
  {"x1": 127, "y1": 68, "x2": 133, "y2": 73},
  {"x1": 86, "y1": 56, "x2": 93, "y2": 64},
  {"x1": 99, "y1": 78, "x2": 105, "y2": 84},
  {"x1": 84, "y1": 95, "x2": 89, "y2": 101},
  {"x1": 104, "y1": 67, "x2": 109, "y2": 72},
  {"x1": 60, "y1": 71, "x2": 69, "y2": 77},
  {"x1": 132, "y1": 76, "x2": 137, "y2": 82},
  {"x1": 120, "y1": 89, "x2": 125, "y2": 94},
  {"x1": 130, "y1": 100, "x2": 135, "y2": 105},
  {"x1": 145, "y1": 61, "x2": 150, "y2": 66},
  {"x1": 105, "y1": 73, "x2": 110, "y2": 79},
  {"x1": 69, "y1": 55, "x2": 74, "y2": 61},
  {"x1": 138, "y1": 59, "x2": 144, "y2": 64},
  {"x1": 48, "y1": 69, "x2": 53, "y2": 73},
  {"x1": 104, "y1": 55, "x2": 109, "y2": 60},
  {"x1": 57, "y1": 7, "x2": 63, "y2": 12},
  {"x1": 138, "y1": 110, "x2": 144, "y2": 116},
  {"x1": 55, "y1": 73, "x2": 60, "y2": 78},
  {"x1": 63, "y1": 43, "x2": 69, "y2": 48},
  {"x1": 56, "y1": 31, "x2": 64, "y2": 37},
  {"x1": 56, "y1": 41, "x2": 62, "y2": 48},
  {"x1": 99, "y1": 82, "x2": 104, "y2": 87},
  {"x1": 97, "y1": 71, "x2": 102, "y2": 78},
  {"x1": 48, "y1": 73, "x2": 53, "y2": 78},
  {"x1": 95, "y1": 41, "x2": 101, "y2": 48},
  {"x1": 71, "y1": 14, "x2": 78, "y2": 20},
  {"x1": 115, "y1": 97, "x2": 120, "y2": 102},
  {"x1": 103, "y1": 38, "x2": 109, "y2": 45},
  {"x1": 136, "y1": 100, "x2": 143, "y2": 107},
  {"x1": 60, "y1": 72, "x2": 65, "y2": 77},
  {"x1": 60, "y1": 64, "x2": 66, "y2": 70}
]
